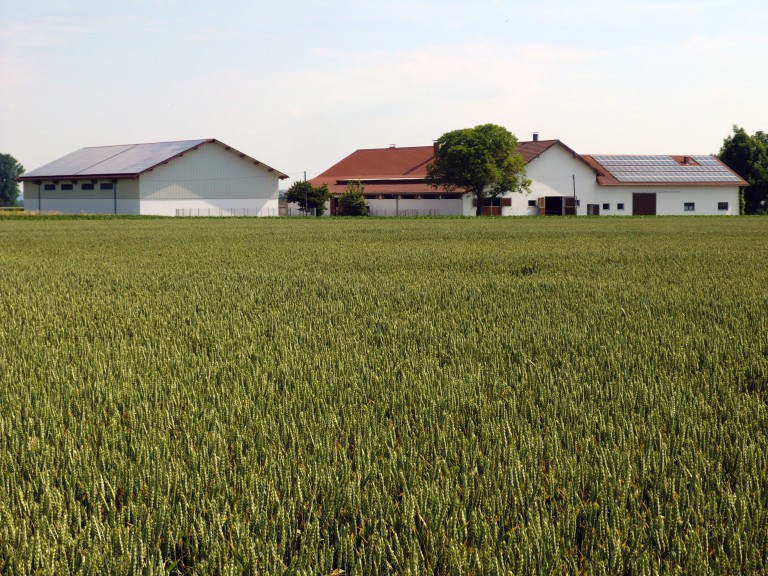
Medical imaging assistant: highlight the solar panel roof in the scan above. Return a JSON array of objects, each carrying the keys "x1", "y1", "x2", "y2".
[
  {"x1": 590, "y1": 154, "x2": 742, "y2": 184},
  {"x1": 22, "y1": 139, "x2": 211, "y2": 179}
]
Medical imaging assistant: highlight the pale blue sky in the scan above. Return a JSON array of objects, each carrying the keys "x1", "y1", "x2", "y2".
[{"x1": 2, "y1": 0, "x2": 767, "y2": 187}]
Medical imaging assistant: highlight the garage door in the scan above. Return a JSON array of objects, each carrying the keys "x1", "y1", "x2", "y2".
[{"x1": 633, "y1": 193, "x2": 656, "y2": 215}]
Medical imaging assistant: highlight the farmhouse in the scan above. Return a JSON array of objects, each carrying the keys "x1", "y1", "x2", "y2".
[
  {"x1": 309, "y1": 135, "x2": 746, "y2": 216},
  {"x1": 18, "y1": 139, "x2": 288, "y2": 216}
]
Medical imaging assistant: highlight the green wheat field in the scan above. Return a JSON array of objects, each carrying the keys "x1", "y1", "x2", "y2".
[{"x1": 1, "y1": 215, "x2": 767, "y2": 575}]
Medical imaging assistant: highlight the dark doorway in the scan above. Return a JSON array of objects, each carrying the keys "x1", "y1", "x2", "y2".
[
  {"x1": 538, "y1": 196, "x2": 565, "y2": 215},
  {"x1": 633, "y1": 193, "x2": 656, "y2": 215}
]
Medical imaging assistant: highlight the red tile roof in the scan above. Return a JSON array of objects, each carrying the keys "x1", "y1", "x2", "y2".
[{"x1": 310, "y1": 140, "x2": 577, "y2": 196}]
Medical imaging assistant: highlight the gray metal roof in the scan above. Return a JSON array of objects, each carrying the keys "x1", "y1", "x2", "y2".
[{"x1": 19, "y1": 139, "x2": 289, "y2": 180}]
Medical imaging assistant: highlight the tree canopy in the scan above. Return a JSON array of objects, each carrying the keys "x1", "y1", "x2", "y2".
[
  {"x1": 718, "y1": 125, "x2": 768, "y2": 214},
  {"x1": 337, "y1": 181, "x2": 368, "y2": 216},
  {"x1": 284, "y1": 180, "x2": 330, "y2": 216},
  {"x1": 0, "y1": 153, "x2": 24, "y2": 206},
  {"x1": 426, "y1": 124, "x2": 530, "y2": 216}
]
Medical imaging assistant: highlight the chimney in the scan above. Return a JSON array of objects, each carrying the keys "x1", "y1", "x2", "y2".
[
  {"x1": 533, "y1": 132, "x2": 539, "y2": 142},
  {"x1": 433, "y1": 141, "x2": 440, "y2": 156}
]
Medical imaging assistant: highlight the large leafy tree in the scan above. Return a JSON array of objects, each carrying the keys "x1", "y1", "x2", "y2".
[
  {"x1": 426, "y1": 123, "x2": 530, "y2": 216},
  {"x1": 718, "y1": 125, "x2": 768, "y2": 214},
  {"x1": 0, "y1": 153, "x2": 24, "y2": 206},
  {"x1": 285, "y1": 180, "x2": 330, "y2": 216}
]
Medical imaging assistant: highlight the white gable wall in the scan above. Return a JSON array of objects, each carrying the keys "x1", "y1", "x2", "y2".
[
  {"x1": 139, "y1": 141, "x2": 280, "y2": 216},
  {"x1": 498, "y1": 144, "x2": 598, "y2": 216}
]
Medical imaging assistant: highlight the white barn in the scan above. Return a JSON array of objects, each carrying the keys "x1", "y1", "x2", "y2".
[
  {"x1": 18, "y1": 139, "x2": 288, "y2": 216},
  {"x1": 309, "y1": 137, "x2": 745, "y2": 216}
]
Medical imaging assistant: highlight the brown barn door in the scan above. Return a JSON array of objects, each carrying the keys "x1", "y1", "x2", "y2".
[
  {"x1": 564, "y1": 197, "x2": 576, "y2": 215},
  {"x1": 632, "y1": 193, "x2": 656, "y2": 215},
  {"x1": 537, "y1": 197, "x2": 546, "y2": 216}
]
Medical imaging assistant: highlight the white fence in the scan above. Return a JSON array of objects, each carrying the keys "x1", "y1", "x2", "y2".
[
  {"x1": 367, "y1": 208, "x2": 441, "y2": 217},
  {"x1": 175, "y1": 208, "x2": 281, "y2": 217}
]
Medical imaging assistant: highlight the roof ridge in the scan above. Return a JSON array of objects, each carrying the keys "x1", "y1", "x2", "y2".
[{"x1": 75, "y1": 143, "x2": 139, "y2": 176}]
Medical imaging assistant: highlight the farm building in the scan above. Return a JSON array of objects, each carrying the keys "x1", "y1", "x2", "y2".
[
  {"x1": 18, "y1": 139, "x2": 288, "y2": 216},
  {"x1": 308, "y1": 135, "x2": 746, "y2": 216}
]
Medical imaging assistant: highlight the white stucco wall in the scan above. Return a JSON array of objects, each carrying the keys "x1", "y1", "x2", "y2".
[{"x1": 592, "y1": 186, "x2": 739, "y2": 215}]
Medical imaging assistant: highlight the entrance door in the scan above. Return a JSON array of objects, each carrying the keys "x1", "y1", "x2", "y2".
[
  {"x1": 544, "y1": 196, "x2": 564, "y2": 215},
  {"x1": 632, "y1": 193, "x2": 656, "y2": 215}
]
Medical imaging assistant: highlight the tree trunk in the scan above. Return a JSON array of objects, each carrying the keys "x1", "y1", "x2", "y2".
[{"x1": 475, "y1": 196, "x2": 484, "y2": 216}]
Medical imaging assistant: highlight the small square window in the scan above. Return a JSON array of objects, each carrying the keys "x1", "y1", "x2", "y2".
[
  {"x1": 617, "y1": 203, "x2": 625, "y2": 210},
  {"x1": 81, "y1": 183, "x2": 94, "y2": 190},
  {"x1": 61, "y1": 183, "x2": 73, "y2": 191},
  {"x1": 602, "y1": 203, "x2": 610, "y2": 210},
  {"x1": 684, "y1": 202, "x2": 695, "y2": 211},
  {"x1": 718, "y1": 202, "x2": 728, "y2": 211},
  {"x1": 527, "y1": 200, "x2": 536, "y2": 207},
  {"x1": 43, "y1": 184, "x2": 56, "y2": 191},
  {"x1": 100, "y1": 182, "x2": 114, "y2": 190}
]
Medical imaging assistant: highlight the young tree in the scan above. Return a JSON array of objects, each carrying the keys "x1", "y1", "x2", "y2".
[
  {"x1": 0, "y1": 153, "x2": 24, "y2": 206},
  {"x1": 337, "y1": 181, "x2": 368, "y2": 216},
  {"x1": 285, "y1": 180, "x2": 330, "y2": 216},
  {"x1": 426, "y1": 124, "x2": 531, "y2": 216},
  {"x1": 718, "y1": 125, "x2": 768, "y2": 214}
]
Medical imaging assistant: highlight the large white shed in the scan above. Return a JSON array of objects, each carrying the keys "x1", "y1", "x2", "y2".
[{"x1": 18, "y1": 139, "x2": 288, "y2": 216}]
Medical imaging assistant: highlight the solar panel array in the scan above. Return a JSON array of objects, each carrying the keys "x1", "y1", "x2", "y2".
[
  {"x1": 23, "y1": 140, "x2": 210, "y2": 178},
  {"x1": 592, "y1": 155, "x2": 742, "y2": 183}
]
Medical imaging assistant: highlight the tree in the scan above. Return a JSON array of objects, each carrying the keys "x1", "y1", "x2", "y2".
[
  {"x1": 718, "y1": 125, "x2": 768, "y2": 214},
  {"x1": 426, "y1": 124, "x2": 531, "y2": 216},
  {"x1": 0, "y1": 153, "x2": 24, "y2": 206},
  {"x1": 284, "y1": 180, "x2": 330, "y2": 216},
  {"x1": 337, "y1": 181, "x2": 368, "y2": 216}
]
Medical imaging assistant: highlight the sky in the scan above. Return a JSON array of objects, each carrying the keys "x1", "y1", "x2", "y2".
[{"x1": 2, "y1": 0, "x2": 768, "y2": 189}]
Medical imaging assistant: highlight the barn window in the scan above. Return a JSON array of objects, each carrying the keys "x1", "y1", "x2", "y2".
[
  {"x1": 718, "y1": 202, "x2": 728, "y2": 211},
  {"x1": 61, "y1": 183, "x2": 73, "y2": 191},
  {"x1": 44, "y1": 184, "x2": 56, "y2": 191},
  {"x1": 602, "y1": 203, "x2": 610, "y2": 210},
  {"x1": 617, "y1": 203, "x2": 625, "y2": 210},
  {"x1": 527, "y1": 199, "x2": 536, "y2": 207},
  {"x1": 684, "y1": 202, "x2": 695, "y2": 211},
  {"x1": 100, "y1": 182, "x2": 114, "y2": 190},
  {"x1": 81, "y1": 183, "x2": 94, "y2": 190}
]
